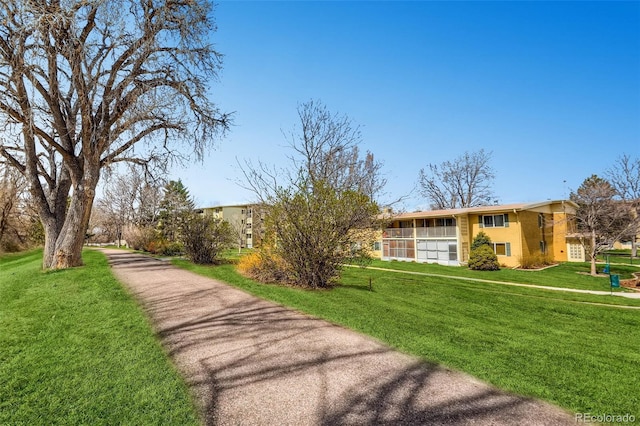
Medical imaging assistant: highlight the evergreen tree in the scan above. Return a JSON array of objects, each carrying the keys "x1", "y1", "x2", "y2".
[
  {"x1": 468, "y1": 232, "x2": 499, "y2": 270},
  {"x1": 158, "y1": 180, "x2": 195, "y2": 242},
  {"x1": 471, "y1": 231, "x2": 492, "y2": 250}
]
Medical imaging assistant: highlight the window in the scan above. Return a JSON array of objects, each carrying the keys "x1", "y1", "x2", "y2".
[
  {"x1": 416, "y1": 239, "x2": 457, "y2": 262},
  {"x1": 449, "y1": 242, "x2": 458, "y2": 261},
  {"x1": 538, "y1": 214, "x2": 546, "y2": 228},
  {"x1": 372, "y1": 241, "x2": 382, "y2": 251},
  {"x1": 568, "y1": 243, "x2": 583, "y2": 260},
  {"x1": 383, "y1": 239, "x2": 415, "y2": 259},
  {"x1": 436, "y1": 218, "x2": 455, "y2": 227},
  {"x1": 540, "y1": 241, "x2": 547, "y2": 254},
  {"x1": 246, "y1": 233, "x2": 252, "y2": 240},
  {"x1": 480, "y1": 214, "x2": 509, "y2": 228},
  {"x1": 491, "y1": 242, "x2": 511, "y2": 256}
]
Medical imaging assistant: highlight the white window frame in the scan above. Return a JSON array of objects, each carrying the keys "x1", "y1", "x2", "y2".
[
  {"x1": 491, "y1": 242, "x2": 511, "y2": 256},
  {"x1": 480, "y1": 214, "x2": 509, "y2": 228}
]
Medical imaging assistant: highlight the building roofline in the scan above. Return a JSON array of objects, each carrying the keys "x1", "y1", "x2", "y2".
[
  {"x1": 198, "y1": 203, "x2": 257, "y2": 210},
  {"x1": 390, "y1": 200, "x2": 577, "y2": 220}
]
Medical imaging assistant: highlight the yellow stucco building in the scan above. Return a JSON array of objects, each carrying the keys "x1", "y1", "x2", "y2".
[{"x1": 378, "y1": 200, "x2": 581, "y2": 267}]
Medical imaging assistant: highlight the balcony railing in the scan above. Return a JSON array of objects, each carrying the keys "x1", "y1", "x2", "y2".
[
  {"x1": 383, "y1": 228, "x2": 414, "y2": 238},
  {"x1": 416, "y1": 226, "x2": 457, "y2": 238},
  {"x1": 384, "y1": 226, "x2": 456, "y2": 239}
]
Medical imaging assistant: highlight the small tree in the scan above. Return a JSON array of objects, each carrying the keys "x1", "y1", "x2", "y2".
[
  {"x1": 0, "y1": 164, "x2": 32, "y2": 252},
  {"x1": 571, "y1": 175, "x2": 631, "y2": 275},
  {"x1": 606, "y1": 154, "x2": 640, "y2": 258},
  {"x1": 227, "y1": 215, "x2": 247, "y2": 253},
  {"x1": 92, "y1": 165, "x2": 164, "y2": 247},
  {"x1": 182, "y1": 215, "x2": 234, "y2": 264},
  {"x1": 418, "y1": 150, "x2": 495, "y2": 209},
  {"x1": 468, "y1": 232, "x2": 499, "y2": 271},
  {"x1": 266, "y1": 180, "x2": 380, "y2": 288},
  {"x1": 240, "y1": 100, "x2": 387, "y2": 288}
]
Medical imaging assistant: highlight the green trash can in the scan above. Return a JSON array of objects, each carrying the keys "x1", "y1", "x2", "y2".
[{"x1": 611, "y1": 274, "x2": 620, "y2": 288}]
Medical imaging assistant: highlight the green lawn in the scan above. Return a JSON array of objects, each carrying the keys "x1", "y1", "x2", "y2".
[
  {"x1": 366, "y1": 259, "x2": 640, "y2": 292},
  {"x1": 598, "y1": 250, "x2": 639, "y2": 266},
  {"x1": 0, "y1": 250, "x2": 200, "y2": 426},
  {"x1": 173, "y1": 257, "x2": 640, "y2": 421}
]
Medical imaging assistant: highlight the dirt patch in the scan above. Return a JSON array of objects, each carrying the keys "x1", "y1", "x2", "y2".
[
  {"x1": 620, "y1": 272, "x2": 640, "y2": 290},
  {"x1": 515, "y1": 264, "x2": 559, "y2": 271}
]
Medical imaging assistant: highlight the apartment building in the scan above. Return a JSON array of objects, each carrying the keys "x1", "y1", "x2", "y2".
[
  {"x1": 198, "y1": 204, "x2": 263, "y2": 249},
  {"x1": 378, "y1": 200, "x2": 582, "y2": 267}
]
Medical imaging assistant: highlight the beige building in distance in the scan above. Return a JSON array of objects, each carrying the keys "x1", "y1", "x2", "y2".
[{"x1": 198, "y1": 204, "x2": 263, "y2": 249}]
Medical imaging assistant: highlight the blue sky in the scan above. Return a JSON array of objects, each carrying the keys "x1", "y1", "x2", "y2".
[{"x1": 172, "y1": 1, "x2": 640, "y2": 210}]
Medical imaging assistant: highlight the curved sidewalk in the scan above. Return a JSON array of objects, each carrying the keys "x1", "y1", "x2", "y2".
[{"x1": 102, "y1": 250, "x2": 576, "y2": 426}]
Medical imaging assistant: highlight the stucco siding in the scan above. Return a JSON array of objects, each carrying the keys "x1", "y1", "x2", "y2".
[
  {"x1": 519, "y1": 211, "x2": 543, "y2": 260},
  {"x1": 378, "y1": 200, "x2": 577, "y2": 268},
  {"x1": 469, "y1": 212, "x2": 522, "y2": 267},
  {"x1": 552, "y1": 212, "x2": 569, "y2": 262}
]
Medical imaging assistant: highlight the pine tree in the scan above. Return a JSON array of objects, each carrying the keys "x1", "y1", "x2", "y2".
[{"x1": 158, "y1": 180, "x2": 195, "y2": 242}]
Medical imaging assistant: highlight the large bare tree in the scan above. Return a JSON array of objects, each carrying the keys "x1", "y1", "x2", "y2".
[
  {"x1": 418, "y1": 149, "x2": 495, "y2": 210},
  {"x1": 241, "y1": 100, "x2": 386, "y2": 288},
  {"x1": 0, "y1": 0, "x2": 228, "y2": 269},
  {"x1": 606, "y1": 154, "x2": 640, "y2": 257}
]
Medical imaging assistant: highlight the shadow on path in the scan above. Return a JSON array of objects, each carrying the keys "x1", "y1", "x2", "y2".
[{"x1": 103, "y1": 250, "x2": 575, "y2": 426}]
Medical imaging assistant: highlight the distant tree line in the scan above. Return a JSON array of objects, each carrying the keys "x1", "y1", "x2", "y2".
[{"x1": 89, "y1": 172, "x2": 234, "y2": 264}]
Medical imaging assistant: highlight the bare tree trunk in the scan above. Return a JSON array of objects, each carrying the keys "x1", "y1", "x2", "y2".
[
  {"x1": 590, "y1": 231, "x2": 598, "y2": 276},
  {"x1": 42, "y1": 219, "x2": 61, "y2": 269},
  {"x1": 42, "y1": 168, "x2": 99, "y2": 269}
]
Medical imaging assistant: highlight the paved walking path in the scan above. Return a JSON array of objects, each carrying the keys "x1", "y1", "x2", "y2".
[{"x1": 103, "y1": 249, "x2": 576, "y2": 426}]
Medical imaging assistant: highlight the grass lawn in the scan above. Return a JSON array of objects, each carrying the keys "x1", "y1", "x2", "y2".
[
  {"x1": 173, "y1": 257, "x2": 640, "y2": 421},
  {"x1": 0, "y1": 250, "x2": 200, "y2": 425},
  {"x1": 366, "y1": 259, "x2": 640, "y2": 293}
]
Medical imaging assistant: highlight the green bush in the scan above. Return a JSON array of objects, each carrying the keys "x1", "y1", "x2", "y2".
[
  {"x1": 181, "y1": 215, "x2": 234, "y2": 264},
  {"x1": 468, "y1": 244, "x2": 500, "y2": 271},
  {"x1": 471, "y1": 231, "x2": 492, "y2": 250},
  {"x1": 140, "y1": 239, "x2": 182, "y2": 255},
  {"x1": 160, "y1": 241, "x2": 184, "y2": 256}
]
